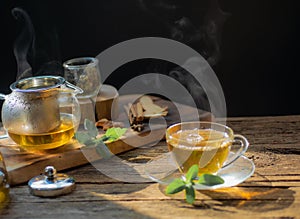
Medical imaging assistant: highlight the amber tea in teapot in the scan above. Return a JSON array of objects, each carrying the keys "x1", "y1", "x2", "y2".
[{"x1": 7, "y1": 113, "x2": 75, "y2": 150}]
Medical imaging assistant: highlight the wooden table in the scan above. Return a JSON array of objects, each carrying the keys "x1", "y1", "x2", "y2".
[{"x1": 1, "y1": 115, "x2": 299, "y2": 219}]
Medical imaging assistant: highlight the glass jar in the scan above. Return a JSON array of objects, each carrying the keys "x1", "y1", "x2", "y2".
[{"x1": 0, "y1": 151, "x2": 9, "y2": 209}]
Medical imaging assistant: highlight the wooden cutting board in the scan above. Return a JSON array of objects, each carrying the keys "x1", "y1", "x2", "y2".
[{"x1": 0, "y1": 93, "x2": 212, "y2": 186}]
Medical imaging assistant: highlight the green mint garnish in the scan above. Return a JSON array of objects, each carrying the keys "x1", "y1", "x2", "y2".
[
  {"x1": 185, "y1": 164, "x2": 199, "y2": 182},
  {"x1": 103, "y1": 127, "x2": 127, "y2": 142},
  {"x1": 165, "y1": 178, "x2": 186, "y2": 194},
  {"x1": 75, "y1": 119, "x2": 127, "y2": 159},
  {"x1": 197, "y1": 173, "x2": 225, "y2": 186},
  {"x1": 84, "y1": 119, "x2": 99, "y2": 139},
  {"x1": 185, "y1": 185, "x2": 195, "y2": 204},
  {"x1": 165, "y1": 164, "x2": 224, "y2": 204}
]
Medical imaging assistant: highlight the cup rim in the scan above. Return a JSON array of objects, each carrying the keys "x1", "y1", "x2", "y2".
[
  {"x1": 63, "y1": 57, "x2": 99, "y2": 69},
  {"x1": 166, "y1": 121, "x2": 234, "y2": 148}
]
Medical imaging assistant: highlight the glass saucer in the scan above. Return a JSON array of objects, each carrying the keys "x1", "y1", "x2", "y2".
[{"x1": 144, "y1": 152, "x2": 255, "y2": 190}]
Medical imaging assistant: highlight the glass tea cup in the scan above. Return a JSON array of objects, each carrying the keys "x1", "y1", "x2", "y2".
[{"x1": 166, "y1": 121, "x2": 249, "y2": 176}]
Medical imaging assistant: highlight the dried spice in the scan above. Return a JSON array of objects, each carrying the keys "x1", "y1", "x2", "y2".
[{"x1": 124, "y1": 95, "x2": 168, "y2": 132}]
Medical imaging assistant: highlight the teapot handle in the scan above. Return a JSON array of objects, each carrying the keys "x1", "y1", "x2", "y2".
[
  {"x1": 0, "y1": 93, "x2": 8, "y2": 139},
  {"x1": 64, "y1": 81, "x2": 83, "y2": 95}
]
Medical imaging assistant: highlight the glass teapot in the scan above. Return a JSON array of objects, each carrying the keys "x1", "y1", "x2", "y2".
[{"x1": 0, "y1": 75, "x2": 83, "y2": 150}]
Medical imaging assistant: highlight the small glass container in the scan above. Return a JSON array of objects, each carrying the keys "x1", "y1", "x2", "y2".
[
  {"x1": 0, "y1": 151, "x2": 9, "y2": 208},
  {"x1": 63, "y1": 57, "x2": 101, "y2": 99}
]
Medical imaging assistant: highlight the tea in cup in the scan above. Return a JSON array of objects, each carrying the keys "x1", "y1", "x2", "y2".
[{"x1": 166, "y1": 121, "x2": 249, "y2": 176}]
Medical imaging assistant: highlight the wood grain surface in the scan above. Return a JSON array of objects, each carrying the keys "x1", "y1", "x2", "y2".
[
  {"x1": 0, "y1": 94, "x2": 211, "y2": 186},
  {"x1": 1, "y1": 112, "x2": 299, "y2": 218}
]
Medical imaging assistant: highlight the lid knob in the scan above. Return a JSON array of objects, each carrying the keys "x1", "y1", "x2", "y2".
[
  {"x1": 44, "y1": 166, "x2": 56, "y2": 181},
  {"x1": 28, "y1": 166, "x2": 76, "y2": 197}
]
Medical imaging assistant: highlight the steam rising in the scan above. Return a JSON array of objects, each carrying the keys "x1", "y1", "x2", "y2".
[
  {"x1": 12, "y1": 7, "x2": 62, "y2": 80},
  {"x1": 137, "y1": 0, "x2": 229, "y2": 66},
  {"x1": 136, "y1": 0, "x2": 230, "y2": 112},
  {"x1": 11, "y1": 7, "x2": 35, "y2": 79}
]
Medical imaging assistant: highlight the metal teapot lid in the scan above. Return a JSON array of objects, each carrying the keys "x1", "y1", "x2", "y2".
[
  {"x1": 28, "y1": 166, "x2": 76, "y2": 197},
  {"x1": 10, "y1": 75, "x2": 65, "y2": 93}
]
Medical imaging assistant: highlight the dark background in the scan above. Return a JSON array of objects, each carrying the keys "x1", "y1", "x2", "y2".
[{"x1": 0, "y1": 0, "x2": 299, "y2": 118}]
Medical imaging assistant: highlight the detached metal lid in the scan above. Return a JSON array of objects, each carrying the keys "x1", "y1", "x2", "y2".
[{"x1": 28, "y1": 166, "x2": 76, "y2": 197}]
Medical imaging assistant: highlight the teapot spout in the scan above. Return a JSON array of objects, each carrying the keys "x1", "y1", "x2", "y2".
[{"x1": 0, "y1": 93, "x2": 7, "y2": 100}]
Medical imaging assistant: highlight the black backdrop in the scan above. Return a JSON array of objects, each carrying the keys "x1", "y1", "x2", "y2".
[{"x1": 1, "y1": 0, "x2": 299, "y2": 118}]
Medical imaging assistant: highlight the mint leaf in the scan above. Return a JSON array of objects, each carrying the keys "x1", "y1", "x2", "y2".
[
  {"x1": 95, "y1": 140, "x2": 113, "y2": 159},
  {"x1": 166, "y1": 178, "x2": 186, "y2": 194},
  {"x1": 104, "y1": 127, "x2": 127, "y2": 142},
  {"x1": 185, "y1": 185, "x2": 195, "y2": 204},
  {"x1": 197, "y1": 174, "x2": 224, "y2": 186},
  {"x1": 75, "y1": 120, "x2": 128, "y2": 160},
  {"x1": 164, "y1": 164, "x2": 225, "y2": 205},
  {"x1": 185, "y1": 164, "x2": 198, "y2": 182},
  {"x1": 75, "y1": 132, "x2": 94, "y2": 145},
  {"x1": 84, "y1": 119, "x2": 98, "y2": 138}
]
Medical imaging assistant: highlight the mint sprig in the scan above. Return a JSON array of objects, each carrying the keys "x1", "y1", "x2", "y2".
[
  {"x1": 75, "y1": 119, "x2": 127, "y2": 159},
  {"x1": 103, "y1": 127, "x2": 127, "y2": 142},
  {"x1": 165, "y1": 164, "x2": 224, "y2": 204}
]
